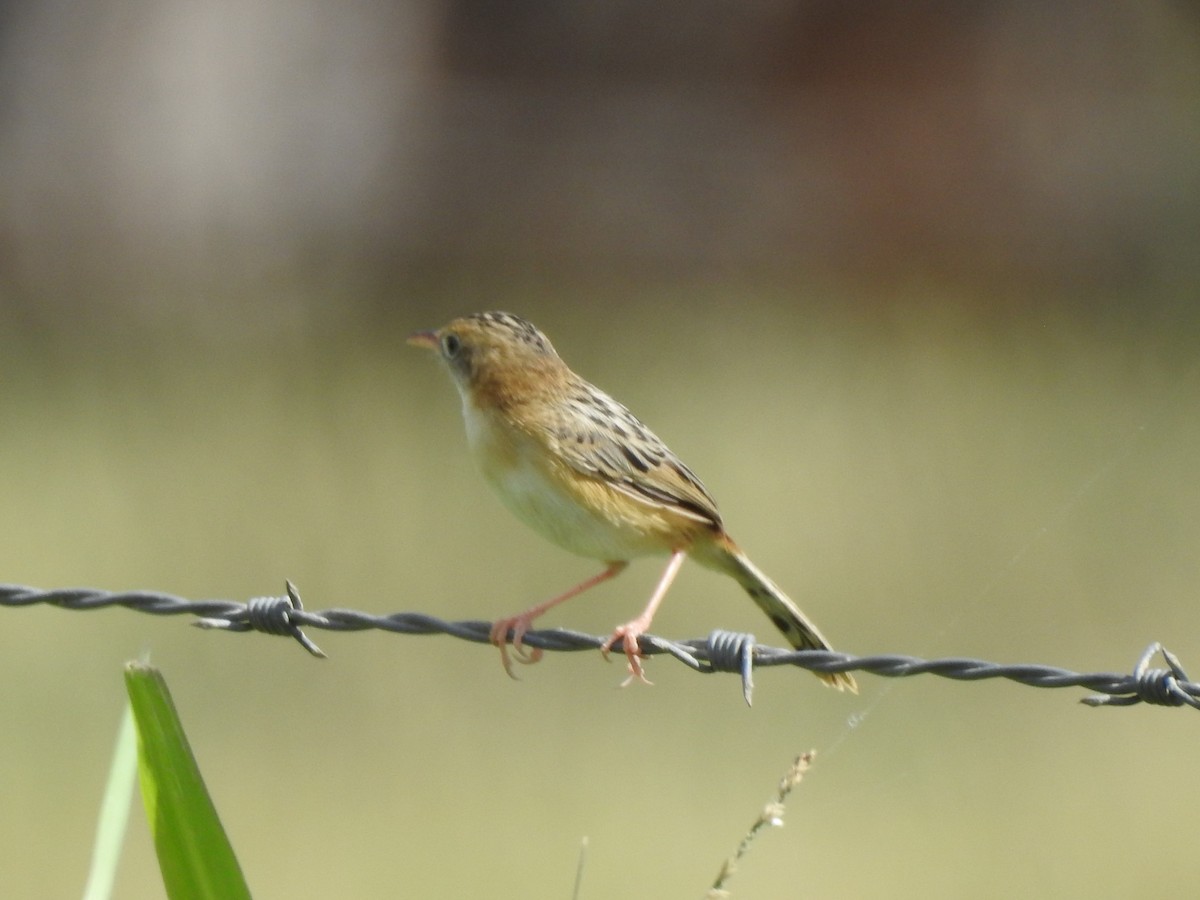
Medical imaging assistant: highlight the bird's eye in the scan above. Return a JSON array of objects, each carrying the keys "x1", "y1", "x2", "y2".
[{"x1": 441, "y1": 334, "x2": 461, "y2": 357}]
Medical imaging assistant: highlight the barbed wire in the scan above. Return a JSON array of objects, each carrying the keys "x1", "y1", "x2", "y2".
[{"x1": 3, "y1": 581, "x2": 1196, "y2": 710}]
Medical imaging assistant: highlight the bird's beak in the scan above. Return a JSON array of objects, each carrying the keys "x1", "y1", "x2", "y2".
[{"x1": 406, "y1": 329, "x2": 439, "y2": 351}]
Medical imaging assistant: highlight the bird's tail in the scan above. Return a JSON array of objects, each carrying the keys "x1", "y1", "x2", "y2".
[{"x1": 700, "y1": 537, "x2": 857, "y2": 692}]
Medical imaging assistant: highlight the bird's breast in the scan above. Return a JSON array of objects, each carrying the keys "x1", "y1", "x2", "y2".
[{"x1": 461, "y1": 399, "x2": 676, "y2": 561}]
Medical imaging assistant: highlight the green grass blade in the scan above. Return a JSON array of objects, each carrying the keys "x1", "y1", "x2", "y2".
[
  {"x1": 82, "y1": 702, "x2": 138, "y2": 900},
  {"x1": 124, "y1": 662, "x2": 251, "y2": 900}
]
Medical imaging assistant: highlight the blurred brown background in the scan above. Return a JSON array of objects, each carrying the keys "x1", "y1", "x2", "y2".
[{"x1": 1, "y1": 2, "x2": 1197, "y2": 897}]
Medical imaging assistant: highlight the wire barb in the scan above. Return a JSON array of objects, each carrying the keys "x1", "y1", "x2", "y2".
[
  {"x1": 1080, "y1": 642, "x2": 1200, "y2": 709},
  {"x1": 3, "y1": 582, "x2": 1196, "y2": 710},
  {"x1": 702, "y1": 630, "x2": 757, "y2": 707},
  {"x1": 194, "y1": 581, "x2": 327, "y2": 658}
]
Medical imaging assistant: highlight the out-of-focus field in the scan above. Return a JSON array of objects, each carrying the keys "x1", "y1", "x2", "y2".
[{"x1": 1, "y1": 290, "x2": 1196, "y2": 898}]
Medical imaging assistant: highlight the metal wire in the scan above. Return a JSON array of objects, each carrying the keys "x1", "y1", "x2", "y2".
[{"x1": 3, "y1": 581, "x2": 1196, "y2": 710}]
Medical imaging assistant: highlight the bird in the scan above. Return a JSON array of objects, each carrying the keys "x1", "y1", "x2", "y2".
[{"x1": 407, "y1": 311, "x2": 855, "y2": 691}]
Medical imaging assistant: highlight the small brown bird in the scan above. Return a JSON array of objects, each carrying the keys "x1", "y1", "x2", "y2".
[{"x1": 408, "y1": 312, "x2": 855, "y2": 691}]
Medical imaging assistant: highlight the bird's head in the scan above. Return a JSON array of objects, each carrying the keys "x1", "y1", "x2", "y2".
[{"x1": 408, "y1": 311, "x2": 564, "y2": 406}]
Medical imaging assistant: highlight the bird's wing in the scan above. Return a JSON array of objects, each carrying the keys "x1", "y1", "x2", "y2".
[{"x1": 533, "y1": 383, "x2": 724, "y2": 529}]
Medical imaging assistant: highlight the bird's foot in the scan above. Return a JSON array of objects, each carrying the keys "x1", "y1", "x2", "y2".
[
  {"x1": 489, "y1": 615, "x2": 544, "y2": 679},
  {"x1": 600, "y1": 620, "x2": 653, "y2": 686}
]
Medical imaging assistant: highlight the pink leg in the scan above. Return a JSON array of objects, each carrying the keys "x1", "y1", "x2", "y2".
[
  {"x1": 601, "y1": 549, "x2": 687, "y2": 684},
  {"x1": 491, "y1": 561, "x2": 628, "y2": 678}
]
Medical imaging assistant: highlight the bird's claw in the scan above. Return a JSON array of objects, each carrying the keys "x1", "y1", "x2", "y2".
[
  {"x1": 601, "y1": 623, "x2": 653, "y2": 686},
  {"x1": 490, "y1": 617, "x2": 544, "y2": 679}
]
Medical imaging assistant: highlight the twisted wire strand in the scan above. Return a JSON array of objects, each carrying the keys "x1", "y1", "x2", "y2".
[{"x1": 3, "y1": 581, "x2": 1195, "y2": 710}]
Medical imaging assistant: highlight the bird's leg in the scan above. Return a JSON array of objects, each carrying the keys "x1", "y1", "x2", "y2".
[
  {"x1": 601, "y1": 549, "x2": 687, "y2": 685},
  {"x1": 491, "y1": 561, "x2": 628, "y2": 678}
]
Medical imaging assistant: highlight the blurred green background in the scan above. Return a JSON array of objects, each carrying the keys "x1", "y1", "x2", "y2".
[{"x1": 2, "y1": 3, "x2": 1198, "y2": 898}]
